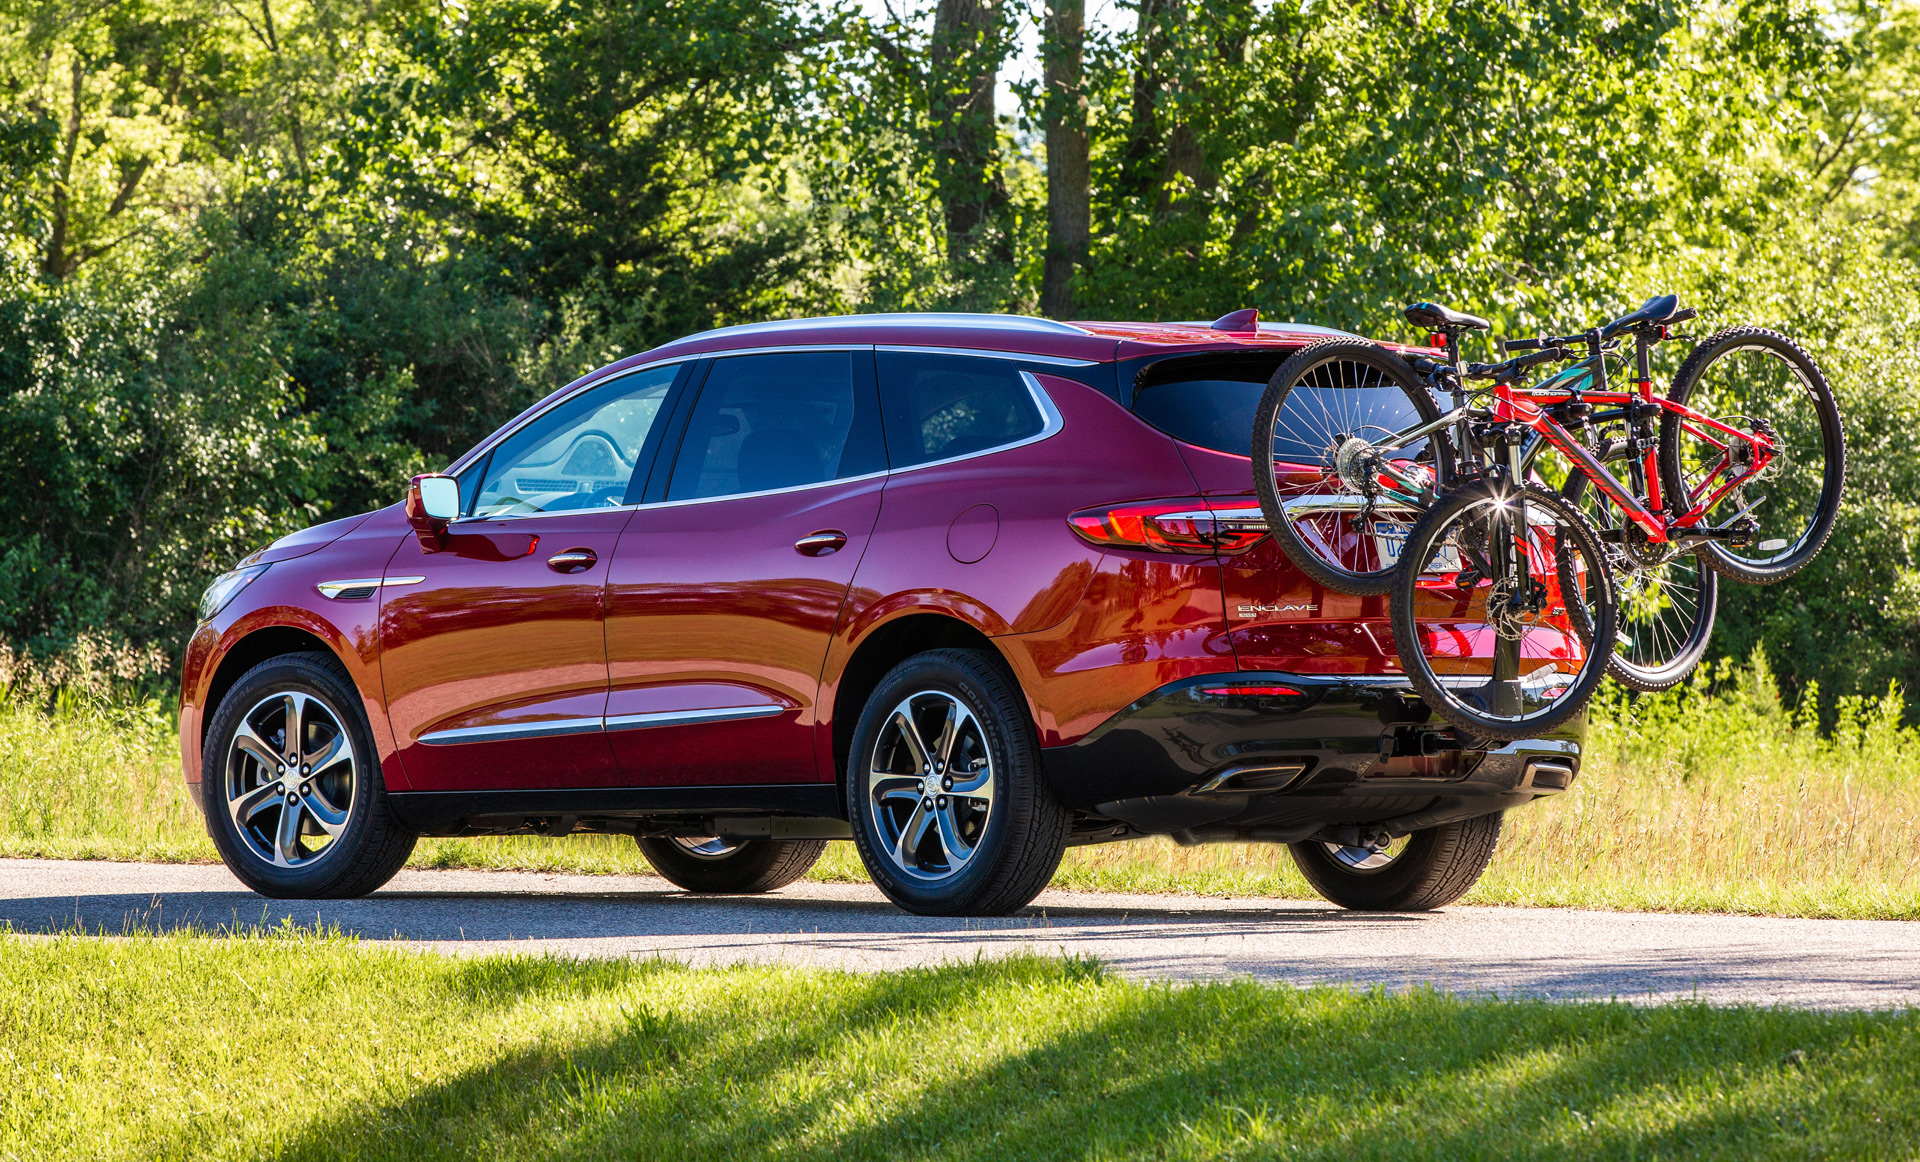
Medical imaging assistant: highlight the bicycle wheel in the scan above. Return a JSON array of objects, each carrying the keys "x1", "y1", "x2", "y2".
[
  {"x1": 1561, "y1": 444, "x2": 1718, "y2": 692},
  {"x1": 1252, "y1": 339, "x2": 1450, "y2": 597},
  {"x1": 1660, "y1": 328, "x2": 1845, "y2": 584},
  {"x1": 1389, "y1": 482, "x2": 1616, "y2": 739}
]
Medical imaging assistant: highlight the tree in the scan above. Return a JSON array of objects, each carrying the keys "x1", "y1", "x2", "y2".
[{"x1": 1040, "y1": 0, "x2": 1087, "y2": 318}]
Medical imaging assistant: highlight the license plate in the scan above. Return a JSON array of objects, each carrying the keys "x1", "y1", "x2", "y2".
[{"x1": 1373, "y1": 520, "x2": 1462, "y2": 573}]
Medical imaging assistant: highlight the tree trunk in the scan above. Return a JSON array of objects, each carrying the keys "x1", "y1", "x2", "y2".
[
  {"x1": 1041, "y1": 0, "x2": 1089, "y2": 318},
  {"x1": 929, "y1": 0, "x2": 1009, "y2": 267},
  {"x1": 42, "y1": 58, "x2": 86, "y2": 279}
]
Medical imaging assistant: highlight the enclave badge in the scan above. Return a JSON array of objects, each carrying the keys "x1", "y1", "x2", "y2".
[{"x1": 1239, "y1": 603, "x2": 1315, "y2": 615}]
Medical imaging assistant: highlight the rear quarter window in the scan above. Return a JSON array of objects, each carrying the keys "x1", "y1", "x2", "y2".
[
  {"x1": 877, "y1": 350, "x2": 1046, "y2": 467},
  {"x1": 1131, "y1": 354, "x2": 1438, "y2": 462},
  {"x1": 1129, "y1": 357, "x2": 1279, "y2": 459}
]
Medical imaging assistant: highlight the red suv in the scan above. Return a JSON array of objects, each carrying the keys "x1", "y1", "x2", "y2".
[{"x1": 179, "y1": 312, "x2": 1582, "y2": 916}]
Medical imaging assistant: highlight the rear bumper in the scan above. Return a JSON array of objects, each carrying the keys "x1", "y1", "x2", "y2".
[{"x1": 1040, "y1": 671, "x2": 1583, "y2": 839}]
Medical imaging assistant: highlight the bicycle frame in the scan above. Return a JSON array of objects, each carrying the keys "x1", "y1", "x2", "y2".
[
  {"x1": 1495, "y1": 348, "x2": 1775, "y2": 544},
  {"x1": 1363, "y1": 338, "x2": 1777, "y2": 546}
]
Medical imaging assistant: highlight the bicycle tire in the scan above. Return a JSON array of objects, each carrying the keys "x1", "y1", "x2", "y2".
[
  {"x1": 1561, "y1": 446, "x2": 1719, "y2": 692},
  {"x1": 1252, "y1": 339, "x2": 1449, "y2": 597},
  {"x1": 1659, "y1": 327, "x2": 1845, "y2": 585},
  {"x1": 1389, "y1": 482, "x2": 1616, "y2": 740}
]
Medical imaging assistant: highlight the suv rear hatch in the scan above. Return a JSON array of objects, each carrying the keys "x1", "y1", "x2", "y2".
[{"x1": 1125, "y1": 352, "x2": 1408, "y2": 676}]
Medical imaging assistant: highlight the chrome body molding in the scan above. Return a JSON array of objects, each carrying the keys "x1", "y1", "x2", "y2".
[
  {"x1": 604, "y1": 705, "x2": 785, "y2": 732},
  {"x1": 420, "y1": 704, "x2": 787, "y2": 746},
  {"x1": 419, "y1": 717, "x2": 607, "y2": 746},
  {"x1": 1490, "y1": 738, "x2": 1581, "y2": 756},
  {"x1": 315, "y1": 575, "x2": 426, "y2": 600}
]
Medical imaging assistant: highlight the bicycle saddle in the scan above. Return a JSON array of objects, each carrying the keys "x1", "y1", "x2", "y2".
[
  {"x1": 1600, "y1": 294, "x2": 1682, "y2": 337},
  {"x1": 1403, "y1": 302, "x2": 1492, "y2": 331}
]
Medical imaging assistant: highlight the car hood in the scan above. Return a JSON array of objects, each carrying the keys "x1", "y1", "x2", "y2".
[{"x1": 240, "y1": 510, "x2": 378, "y2": 566}]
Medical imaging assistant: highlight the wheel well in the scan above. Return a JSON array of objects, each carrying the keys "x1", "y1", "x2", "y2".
[
  {"x1": 830, "y1": 614, "x2": 1018, "y2": 786},
  {"x1": 201, "y1": 627, "x2": 340, "y2": 748}
]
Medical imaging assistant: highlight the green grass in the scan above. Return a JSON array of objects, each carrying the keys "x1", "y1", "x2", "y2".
[
  {"x1": 4, "y1": 651, "x2": 1918, "y2": 918},
  {"x1": 3, "y1": 932, "x2": 1917, "y2": 1161}
]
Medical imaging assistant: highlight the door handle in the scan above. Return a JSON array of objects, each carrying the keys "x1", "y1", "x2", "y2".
[
  {"x1": 547, "y1": 548, "x2": 598, "y2": 573},
  {"x1": 794, "y1": 530, "x2": 848, "y2": 557}
]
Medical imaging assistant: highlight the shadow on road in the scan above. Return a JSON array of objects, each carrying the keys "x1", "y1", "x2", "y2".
[{"x1": 0, "y1": 882, "x2": 1427, "y2": 944}]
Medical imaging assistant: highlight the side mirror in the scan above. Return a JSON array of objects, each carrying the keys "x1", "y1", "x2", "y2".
[{"x1": 406, "y1": 473, "x2": 461, "y2": 549}]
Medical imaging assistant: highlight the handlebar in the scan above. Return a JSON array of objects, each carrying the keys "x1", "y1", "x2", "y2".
[
  {"x1": 1502, "y1": 300, "x2": 1697, "y2": 353},
  {"x1": 1465, "y1": 344, "x2": 1572, "y2": 381}
]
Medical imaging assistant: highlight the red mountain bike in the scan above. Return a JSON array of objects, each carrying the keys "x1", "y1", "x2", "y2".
[{"x1": 1252, "y1": 295, "x2": 1846, "y2": 738}]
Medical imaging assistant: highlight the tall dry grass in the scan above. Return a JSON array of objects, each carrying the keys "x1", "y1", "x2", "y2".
[{"x1": 1, "y1": 637, "x2": 1914, "y2": 917}]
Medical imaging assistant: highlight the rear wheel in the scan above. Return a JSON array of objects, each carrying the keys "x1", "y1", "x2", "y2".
[
  {"x1": 1660, "y1": 327, "x2": 1845, "y2": 584},
  {"x1": 1389, "y1": 482, "x2": 1616, "y2": 739},
  {"x1": 1252, "y1": 339, "x2": 1450, "y2": 596},
  {"x1": 635, "y1": 836, "x2": 825, "y2": 893},
  {"x1": 846, "y1": 649, "x2": 1069, "y2": 916},
  {"x1": 1289, "y1": 814, "x2": 1503, "y2": 911}
]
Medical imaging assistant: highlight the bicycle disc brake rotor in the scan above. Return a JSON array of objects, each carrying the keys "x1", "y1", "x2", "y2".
[{"x1": 1484, "y1": 576, "x2": 1550, "y2": 641}]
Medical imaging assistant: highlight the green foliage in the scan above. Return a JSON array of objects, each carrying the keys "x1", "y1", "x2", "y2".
[{"x1": 0, "y1": 0, "x2": 1915, "y2": 703}]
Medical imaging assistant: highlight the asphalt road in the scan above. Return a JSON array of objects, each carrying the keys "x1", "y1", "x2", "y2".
[{"x1": 4, "y1": 857, "x2": 1917, "y2": 1009}]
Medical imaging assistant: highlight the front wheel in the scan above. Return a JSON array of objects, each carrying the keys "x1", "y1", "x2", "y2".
[
  {"x1": 1389, "y1": 482, "x2": 1616, "y2": 740},
  {"x1": 635, "y1": 836, "x2": 825, "y2": 893},
  {"x1": 201, "y1": 652, "x2": 418, "y2": 899},
  {"x1": 846, "y1": 649, "x2": 1069, "y2": 916},
  {"x1": 1290, "y1": 813, "x2": 1503, "y2": 911}
]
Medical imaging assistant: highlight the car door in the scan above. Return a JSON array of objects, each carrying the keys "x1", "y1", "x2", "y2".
[
  {"x1": 380, "y1": 362, "x2": 685, "y2": 791},
  {"x1": 603, "y1": 348, "x2": 887, "y2": 786}
]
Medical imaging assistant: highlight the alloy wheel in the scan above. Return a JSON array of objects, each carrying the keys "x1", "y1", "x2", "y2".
[
  {"x1": 1322, "y1": 834, "x2": 1411, "y2": 873},
  {"x1": 864, "y1": 690, "x2": 996, "y2": 882},
  {"x1": 671, "y1": 837, "x2": 744, "y2": 860},
  {"x1": 224, "y1": 690, "x2": 358, "y2": 868}
]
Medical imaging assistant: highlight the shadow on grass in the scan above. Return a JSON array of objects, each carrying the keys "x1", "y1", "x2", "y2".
[{"x1": 251, "y1": 956, "x2": 1920, "y2": 1162}]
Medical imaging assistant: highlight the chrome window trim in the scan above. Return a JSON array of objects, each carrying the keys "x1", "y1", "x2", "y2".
[
  {"x1": 604, "y1": 705, "x2": 786, "y2": 732},
  {"x1": 875, "y1": 344, "x2": 1097, "y2": 368},
  {"x1": 447, "y1": 357, "x2": 692, "y2": 494},
  {"x1": 418, "y1": 705, "x2": 787, "y2": 745},
  {"x1": 445, "y1": 350, "x2": 1070, "y2": 523},
  {"x1": 419, "y1": 717, "x2": 607, "y2": 746},
  {"x1": 315, "y1": 575, "x2": 425, "y2": 600},
  {"x1": 633, "y1": 466, "x2": 893, "y2": 512}
]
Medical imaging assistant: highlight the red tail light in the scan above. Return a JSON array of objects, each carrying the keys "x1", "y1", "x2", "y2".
[
  {"x1": 1068, "y1": 499, "x2": 1267, "y2": 555},
  {"x1": 1199, "y1": 684, "x2": 1305, "y2": 697}
]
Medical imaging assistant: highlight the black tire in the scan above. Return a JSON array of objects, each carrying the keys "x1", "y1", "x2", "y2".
[
  {"x1": 635, "y1": 836, "x2": 826, "y2": 893},
  {"x1": 1290, "y1": 813, "x2": 1503, "y2": 911},
  {"x1": 1252, "y1": 339, "x2": 1449, "y2": 597},
  {"x1": 201, "y1": 652, "x2": 417, "y2": 899},
  {"x1": 1561, "y1": 447, "x2": 1719, "y2": 692},
  {"x1": 1660, "y1": 327, "x2": 1845, "y2": 584},
  {"x1": 1389, "y1": 482, "x2": 1616, "y2": 740},
  {"x1": 845, "y1": 648, "x2": 1069, "y2": 916}
]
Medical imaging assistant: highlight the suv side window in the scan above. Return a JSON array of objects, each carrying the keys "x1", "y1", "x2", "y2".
[
  {"x1": 876, "y1": 351, "x2": 1045, "y2": 468},
  {"x1": 665, "y1": 351, "x2": 884, "y2": 500},
  {"x1": 470, "y1": 363, "x2": 679, "y2": 517}
]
